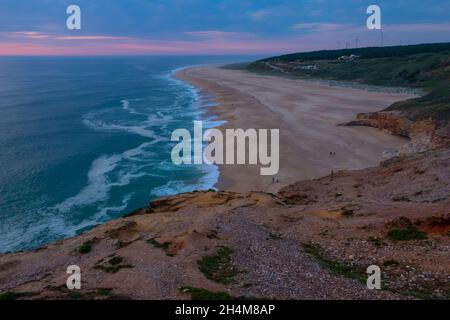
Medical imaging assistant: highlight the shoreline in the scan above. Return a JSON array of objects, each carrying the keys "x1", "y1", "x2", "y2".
[
  {"x1": 167, "y1": 66, "x2": 222, "y2": 195},
  {"x1": 176, "y1": 65, "x2": 416, "y2": 193},
  {"x1": 2, "y1": 66, "x2": 448, "y2": 300}
]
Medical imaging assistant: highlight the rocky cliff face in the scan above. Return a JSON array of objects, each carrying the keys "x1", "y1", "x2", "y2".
[
  {"x1": 1, "y1": 149, "x2": 449, "y2": 300},
  {"x1": 346, "y1": 111, "x2": 450, "y2": 152}
]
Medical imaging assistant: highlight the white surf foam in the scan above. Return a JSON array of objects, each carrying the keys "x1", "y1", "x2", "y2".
[
  {"x1": 150, "y1": 164, "x2": 218, "y2": 197},
  {"x1": 53, "y1": 140, "x2": 157, "y2": 214},
  {"x1": 148, "y1": 68, "x2": 223, "y2": 198},
  {"x1": 54, "y1": 154, "x2": 122, "y2": 213},
  {"x1": 121, "y1": 99, "x2": 145, "y2": 115},
  {"x1": 45, "y1": 67, "x2": 221, "y2": 246}
]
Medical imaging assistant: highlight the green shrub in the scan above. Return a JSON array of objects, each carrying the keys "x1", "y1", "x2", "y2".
[
  {"x1": 198, "y1": 246, "x2": 239, "y2": 284},
  {"x1": 180, "y1": 287, "x2": 235, "y2": 300},
  {"x1": 302, "y1": 242, "x2": 366, "y2": 282},
  {"x1": 388, "y1": 227, "x2": 428, "y2": 241},
  {"x1": 0, "y1": 291, "x2": 33, "y2": 300},
  {"x1": 78, "y1": 241, "x2": 92, "y2": 254}
]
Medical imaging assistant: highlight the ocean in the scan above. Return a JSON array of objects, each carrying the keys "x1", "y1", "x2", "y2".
[{"x1": 0, "y1": 56, "x2": 255, "y2": 252}]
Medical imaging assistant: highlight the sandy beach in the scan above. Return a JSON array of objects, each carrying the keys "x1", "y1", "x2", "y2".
[{"x1": 177, "y1": 65, "x2": 416, "y2": 193}]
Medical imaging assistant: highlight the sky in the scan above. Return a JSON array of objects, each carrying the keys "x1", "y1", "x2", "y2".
[{"x1": 0, "y1": 0, "x2": 449, "y2": 55}]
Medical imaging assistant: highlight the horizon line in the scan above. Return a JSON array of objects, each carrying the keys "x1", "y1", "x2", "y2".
[{"x1": 1, "y1": 41, "x2": 449, "y2": 58}]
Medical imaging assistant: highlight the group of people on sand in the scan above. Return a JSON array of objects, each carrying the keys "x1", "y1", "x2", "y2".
[
  {"x1": 330, "y1": 151, "x2": 337, "y2": 180},
  {"x1": 271, "y1": 151, "x2": 338, "y2": 184}
]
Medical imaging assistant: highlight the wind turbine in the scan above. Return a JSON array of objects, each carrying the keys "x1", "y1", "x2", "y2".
[
  {"x1": 379, "y1": 29, "x2": 387, "y2": 47},
  {"x1": 353, "y1": 37, "x2": 360, "y2": 48}
]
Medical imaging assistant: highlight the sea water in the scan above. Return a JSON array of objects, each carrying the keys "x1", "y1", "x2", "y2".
[{"x1": 0, "y1": 56, "x2": 255, "y2": 252}]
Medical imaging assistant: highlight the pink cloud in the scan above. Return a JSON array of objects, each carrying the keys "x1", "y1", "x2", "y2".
[
  {"x1": 1, "y1": 22, "x2": 449, "y2": 56},
  {"x1": 55, "y1": 36, "x2": 132, "y2": 41},
  {"x1": 185, "y1": 30, "x2": 238, "y2": 38},
  {"x1": 5, "y1": 31, "x2": 131, "y2": 41},
  {"x1": 9, "y1": 31, "x2": 51, "y2": 39},
  {"x1": 292, "y1": 23, "x2": 352, "y2": 32},
  {"x1": 0, "y1": 38, "x2": 307, "y2": 56}
]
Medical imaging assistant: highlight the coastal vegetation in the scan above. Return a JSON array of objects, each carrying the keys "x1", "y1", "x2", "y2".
[
  {"x1": 147, "y1": 238, "x2": 175, "y2": 257},
  {"x1": 243, "y1": 42, "x2": 450, "y2": 123},
  {"x1": 1, "y1": 147, "x2": 449, "y2": 299},
  {"x1": 180, "y1": 287, "x2": 236, "y2": 300},
  {"x1": 0, "y1": 291, "x2": 34, "y2": 300},
  {"x1": 78, "y1": 241, "x2": 92, "y2": 254},
  {"x1": 301, "y1": 242, "x2": 366, "y2": 283},
  {"x1": 197, "y1": 246, "x2": 240, "y2": 284},
  {"x1": 387, "y1": 226, "x2": 428, "y2": 241},
  {"x1": 93, "y1": 256, "x2": 134, "y2": 273}
]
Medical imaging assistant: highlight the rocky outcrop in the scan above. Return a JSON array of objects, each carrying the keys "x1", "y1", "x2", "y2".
[
  {"x1": 0, "y1": 149, "x2": 449, "y2": 300},
  {"x1": 346, "y1": 111, "x2": 411, "y2": 136},
  {"x1": 345, "y1": 111, "x2": 450, "y2": 152}
]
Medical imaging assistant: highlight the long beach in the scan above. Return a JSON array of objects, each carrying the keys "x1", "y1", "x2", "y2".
[{"x1": 177, "y1": 65, "x2": 415, "y2": 193}]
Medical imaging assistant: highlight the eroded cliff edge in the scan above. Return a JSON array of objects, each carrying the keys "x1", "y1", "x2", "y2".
[
  {"x1": 0, "y1": 148, "x2": 449, "y2": 300},
  {"x1": 345, "y1": 111, "x2": 450, "y2": 152}
]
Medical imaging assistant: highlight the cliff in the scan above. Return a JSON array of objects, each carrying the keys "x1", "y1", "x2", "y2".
[
  {"x1": 345, "y1": 111, "x2": 450, "y2": 152},
  {"x1": 245, "y1": 43, "x2": 450, "y2": 149},
  {"x1": 1, "y1": 148, "x2": 449, "y2": 300}
]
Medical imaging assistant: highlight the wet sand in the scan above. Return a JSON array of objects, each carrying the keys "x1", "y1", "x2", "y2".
[{"x1": 177, "y1": 65, "x2": 415, "y2": 193}]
